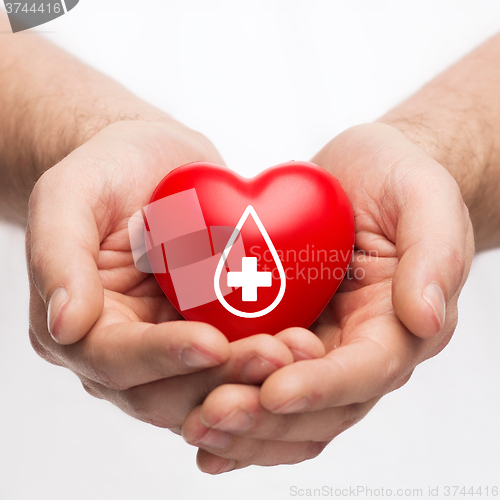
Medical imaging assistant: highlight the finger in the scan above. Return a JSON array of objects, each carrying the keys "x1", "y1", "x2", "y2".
[
  {"x1": 196, "y1": 441, "x2": 327, "y2": 471},
  {"x1": 182, "y1": 408, "x2": 327, "y2": 470},
  {"x1": 85, "y1": 333, "x2": 294, "y2": 428},
  {"x1": 390, "y1": 153, "x2": 474, "y2": 339},
  {"x1": 274, "y1": 327, "x2": 326, "y2": 361},
  {"x1": 260, "y1": 311, "x2": 422, "y2": 413},
  {"x1": 28, "y1": 286, "x2": 180, "y2": 370},
  {"x1": 27, "y1": 165, "x2": 104, "y2": 344},
  {"x1": 64, "y1": 319, "x2": 231, "y2": 390},
  {"x1": 197, "y1": 452, "x2": 244, "y2": 475},
  {"x1": 193, "y1": 384, "x2": 376, "y2": 442}
]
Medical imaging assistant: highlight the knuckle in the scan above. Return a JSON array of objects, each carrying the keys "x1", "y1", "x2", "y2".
[
  {"x1": 321, "y1": 424, "x2": 345, "y2": 442},
  {"x1": 28, "y1": 327, "x2": 61, "y2": 366},
  {"x1": 319, "y1": 406, "x2": 363, "y2": 442},
  {"x1": 142, "y1": 342, "x2": 176, "y2": 380},
  {"x1": 79, "y1": 337, "x2": 130, "y2": 391},
  {"x1": 28, "y1": 167, "x2": 61, "y2": 220},
  {"x1": 83, "y1": 355, "x2": 127, "y2": 391},
  {"x1": 27, "y1": 171, "x2": 48, "y2": 214},
  {"x1": 28, "y1": 327, "x2": 47, "y2": 357},
  {"x1": 28, "y1": 248, "x2": 61, "y2": 301},
  {"x1": 432, "y1": 242, "x2": 466, "y2": 301},
  {"x1": 392, "y1": 371, "x2": 413, "y2": 392},
  {"x1": 90, "y1": 367, "x2": 127, "y2": 391},
  {"x1": 123, "y1": 388, "x2": 173, "y2": 429},
  {"x1": 446, "y1": 245, "x2": 466, "y2": 281},
  {"x1": 337, "y1": 408, "x2": 366, "y2": 436},
  {"x1": 243, "y1": 443, "x2": 262, "y2": 464},
  {"x1": 285, "y1": 442, "x2": 327, "y2": 465},
  {"x1": 304, "y1": 441, "x2": 328, "y2": 461},
  {"x1": 81, "y1": 381, "x2": 103, "y2": 400},
  {"x1": 380, "y1": 356, "x2": 404, "y2": 394},
  {"x1": 29, "y1": 247, "x2": 51, "y2": 285},
  {"x1": 446, "y1": 308, "x2": 459, "y2": 332},
  {"x1": 272, "y1": 418, "x2": 294, "y2": 441}
]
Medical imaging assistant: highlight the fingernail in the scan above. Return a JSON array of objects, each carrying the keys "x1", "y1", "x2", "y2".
[
  {"x1": 197, "y1": 428, "x2": 232, "y2": 450},
  {"x1": 179, "y1": 347, "x2": 219, "y2": 368},
  {"x1": 422, "y1": 282, "x2": 446, "y2": 331},
  {"x1": 47, "y1": 287, "x2": 69, "y2": 342},
  {"x1": 242, "y1": 355, "x2": 279, "y2": 383},
  {"x1": 212, "y1": 408, "x2": 254, "y2": 433},
  {"x1": 273, "y1": 396, "x2": 310, "y2": 414}
]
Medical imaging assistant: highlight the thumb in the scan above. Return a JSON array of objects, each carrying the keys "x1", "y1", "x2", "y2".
[
  {"x1": 27, "y1": 169, "x2": 104, "y2": 345},
  {"x1": 391, "y1": 164, "x2": 474, "y2": 339}
]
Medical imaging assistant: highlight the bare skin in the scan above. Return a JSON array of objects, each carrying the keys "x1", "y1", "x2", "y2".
[
  {"x1": 182, "y1": 34, "x2": 500, "y2": 472},
  {"x1": 1, "y1": 13, "x2": 499, "y2": 474},
  {"x1": 0, "y1": 13, "x2": 323, "y2": 444}
]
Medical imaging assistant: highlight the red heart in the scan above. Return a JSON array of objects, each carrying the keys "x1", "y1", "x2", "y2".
[{"x1": 145, "y1": 161, "x2": 354, "y2": 342}]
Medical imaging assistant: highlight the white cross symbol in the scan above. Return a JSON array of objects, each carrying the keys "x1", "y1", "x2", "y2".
[{"x1": 227, "y1": 257, "x2": 272, "y2": 302}]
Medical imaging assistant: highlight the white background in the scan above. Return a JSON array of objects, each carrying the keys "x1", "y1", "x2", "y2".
[{"x1": 1, "y1": 1, "x2": 500, "y2": 499}]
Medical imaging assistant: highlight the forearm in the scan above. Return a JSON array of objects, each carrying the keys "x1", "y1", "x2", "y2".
[
  {"x1": 0, "y1": 14, "x2": 168, "y2": 224},
  {"x1": 379, "y1": 32, "x2": 500, "y2": 251}
]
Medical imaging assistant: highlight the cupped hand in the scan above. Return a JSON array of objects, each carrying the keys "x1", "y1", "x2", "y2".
[
  {"x1": 181, "y1": 123, "x2": 475, "y2": 473},
  {"x1": 26, "y1": 119, "x2": 323, "y2": 430}
]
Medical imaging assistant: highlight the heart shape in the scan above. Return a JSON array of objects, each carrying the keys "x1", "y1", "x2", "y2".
[{"x1": 145, "y1": 161, "x2": 354, "y2": 341}]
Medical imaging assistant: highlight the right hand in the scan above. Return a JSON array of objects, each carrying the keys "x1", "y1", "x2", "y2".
[
  {"x1": 180, "y1": 123, "x2": 475, "y2": 473},
  {"x1": 26, "y1": 119, "x2": 324, "y2": 430}
]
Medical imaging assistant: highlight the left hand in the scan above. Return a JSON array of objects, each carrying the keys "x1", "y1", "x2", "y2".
[
  {"x1": 181, "y1": 123, "x2": 475, "y2": 473},
  {"x1": 26, "y1": 118, "x2": 326, "y2": 435}
]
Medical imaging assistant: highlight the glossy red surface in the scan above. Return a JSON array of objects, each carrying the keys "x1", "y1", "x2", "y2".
[{"x1": 148, "y1": 161, "x2": 355, "y2": 341}]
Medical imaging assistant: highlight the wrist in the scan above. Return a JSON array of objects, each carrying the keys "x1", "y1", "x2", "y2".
[
  {"x1": 378, "y1": 106, "x2": 496, "y2": 250},
  {"x1": 35, "y1": 100, "x2": 172, "y2": 176},
  {"x1": 376, "y1": 33, "x2": 500, "y2": 251},
  {"x1": 378, "y1": 103, "x2": 491, "y2": 210},
  {"x1": 2, "y1": 89, "x2": 170, "y2": 225},
  {"x1": 0, "y1": 22, "x2": 174, "y2": 225}
]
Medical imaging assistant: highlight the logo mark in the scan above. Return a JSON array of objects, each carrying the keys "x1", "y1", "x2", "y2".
[
  {"x1": 214, "y1": 205, "x2": 286, "y2": 318},
  {"x1": 227, "y1": 257, "x2": 272, "y2": 302}
]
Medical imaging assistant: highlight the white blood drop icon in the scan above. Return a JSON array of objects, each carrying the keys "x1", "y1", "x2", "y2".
[{"x1": 214, "y1": 205, "x2": 286, "y2": 318}]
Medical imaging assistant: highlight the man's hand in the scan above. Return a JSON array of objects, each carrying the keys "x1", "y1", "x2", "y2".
[
  {"x1": 181, "y1": 123, "x2": 475, "y2": 473},
  {"x1": 26, "y1": 119, "x2": 325, "y2": 429},
  {"x1": 0, "y1": 22, "x2": 323, "y2": 439}
]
